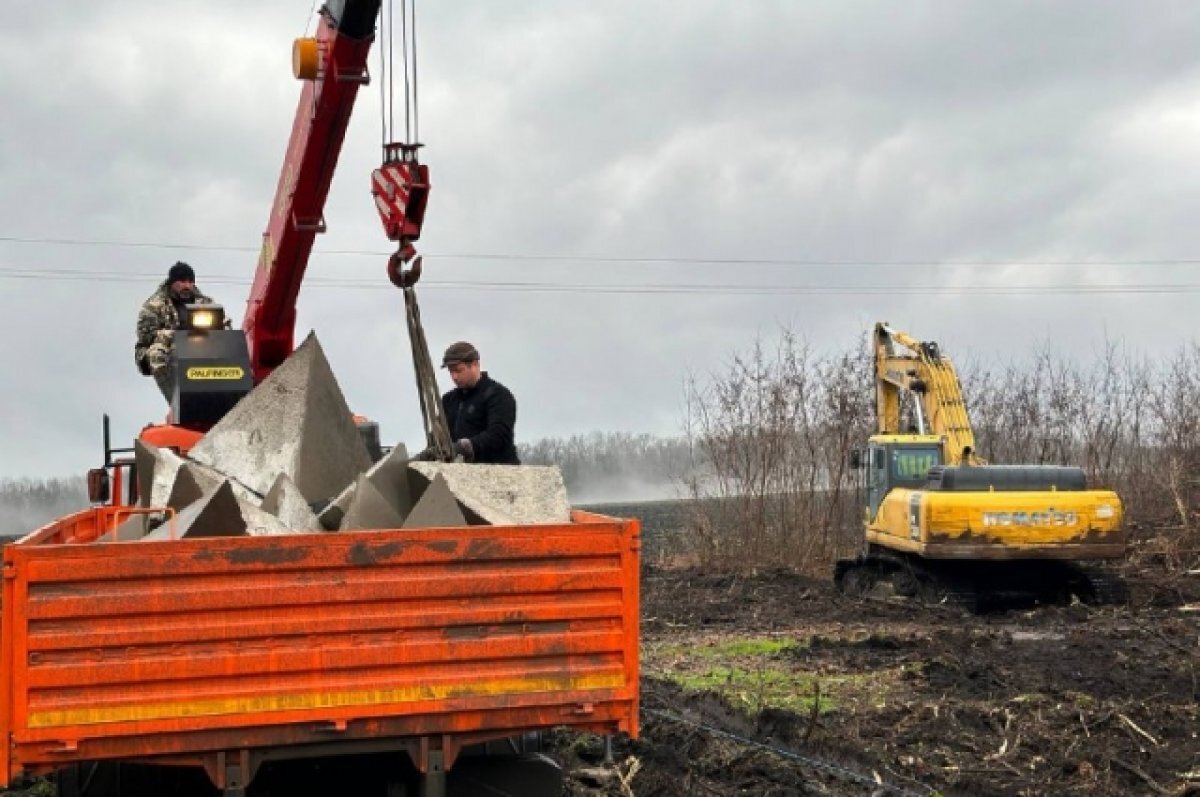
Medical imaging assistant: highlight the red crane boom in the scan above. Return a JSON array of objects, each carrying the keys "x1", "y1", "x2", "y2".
[{"x1": 243, "y1": 0, "x2": 382, "y2": 381}]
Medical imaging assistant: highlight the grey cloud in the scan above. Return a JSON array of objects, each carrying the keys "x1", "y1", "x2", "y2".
[{"x1": 2, "y1": 1, "x2": 1200, "y2": 484}]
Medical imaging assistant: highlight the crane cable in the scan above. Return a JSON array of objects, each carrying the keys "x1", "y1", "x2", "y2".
[
  {"x1": 404, "y1": 286, "x2": 455, "y2": 461},
  {"x1": 302, "y1": 0, "x2": 320, "y2": 37},
  {"x1": 378, "y1": 0, "x2": 388, "y2": 145},
  {"x1": 379, "y1": 0, "x2": 419, "y2": 146},
  {"x1": 378, "y1": 0, "x2": 451, "y2": 460},
  {"x1": 401, "y1": 0, "x2": 418, "y2": 144}
]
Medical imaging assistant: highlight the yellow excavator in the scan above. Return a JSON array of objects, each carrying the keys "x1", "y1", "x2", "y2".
[{"x1": 836, "y1": 322, "x2": 1128, "y2": 609}]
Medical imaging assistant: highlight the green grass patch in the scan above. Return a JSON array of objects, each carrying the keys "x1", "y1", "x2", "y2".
[
  {"x1": 718, "y1": 638, "x2": 797, "y2": 657},
  {"x1": 651, "y1": 636, "x2": 798, "y2": 660},
  {"x1": 669, "y1": 665, "x2": 838, "y2": 715},
  {"x1": 648, "y1": 633, "x2": 911, "y2": 717}
]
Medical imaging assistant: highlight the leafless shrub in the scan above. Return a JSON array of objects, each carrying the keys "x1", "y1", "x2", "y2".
[
  {"x1": 1142, "y1": 344, "x2": 1200, "y2": 568},
  {"x1": 679, "y1": 330, "x2": 870, "y2": 572}
]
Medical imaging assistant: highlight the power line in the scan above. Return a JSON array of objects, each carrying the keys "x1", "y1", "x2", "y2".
[
  {"x1": 1, "y1": 234, "x2": 1198, "y2": 268},
  {"x1": 0, "y1": 264, "x2": 1194, "y2": 296}
]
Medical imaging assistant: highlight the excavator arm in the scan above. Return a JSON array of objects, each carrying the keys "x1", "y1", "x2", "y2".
[
  {"x1": 874, "y1": 322, "x2": 982, "y2": 466},
  {"x1": 243, "y1": 0, "x2": 383, "y2": 381}
]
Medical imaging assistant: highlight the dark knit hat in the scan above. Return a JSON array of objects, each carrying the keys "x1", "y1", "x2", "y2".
[
  {"x1": 441, "y1": 341, "x2": 479, "y2": 367},
  {"x1": 167, "y1": 261, "x2": 196, "y2": 283}
]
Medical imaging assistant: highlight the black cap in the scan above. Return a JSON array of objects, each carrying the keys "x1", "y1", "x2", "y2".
[
  {"x1": 168, "y1": 261, "x2": 196, "y2": 283},
  {"x1": 441, "y1": 341, "x2": 479, "y2": 367}
]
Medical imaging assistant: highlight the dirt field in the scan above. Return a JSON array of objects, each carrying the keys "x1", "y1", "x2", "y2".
[
  {"x1": 2, "y1": 540, "x2": 1195, "y2": 796},
  {"x1": 556, "y1": 557, "x2": 1200, "y2": 796}
]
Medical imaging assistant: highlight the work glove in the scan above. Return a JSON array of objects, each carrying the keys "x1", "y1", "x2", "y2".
[{"x1": 455, "y1": 438, "x2": 475, "y2": 462}]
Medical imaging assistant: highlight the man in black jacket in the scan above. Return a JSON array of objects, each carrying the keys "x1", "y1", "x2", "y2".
[{"x1": 440, "y1": 341, "x2": 520, "y2": 465}]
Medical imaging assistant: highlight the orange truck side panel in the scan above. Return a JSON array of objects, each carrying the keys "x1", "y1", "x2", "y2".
[{"x1": 0, "y1": 507, "x2": 640, "y2": 784}]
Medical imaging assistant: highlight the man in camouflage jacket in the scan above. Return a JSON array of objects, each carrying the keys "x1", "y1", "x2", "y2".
[{"x1": 135, "y1": 261, "x2": 214, "y2": 403}]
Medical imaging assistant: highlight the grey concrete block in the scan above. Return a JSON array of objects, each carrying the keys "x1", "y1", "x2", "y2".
[
  {"x1": 403, "y1": 472, "x2": 467, "y2": 528},
  {"x1": 367, "y1": 443, "x2": 412, "y2": 513},
  {"x1": 407, "y1": 463, "x2": 571, "y2": 526},
  {"x1": 96, "y1": 514, "x2": 148, "y2": 543},
  {"x1": 262, "y1": 473, "x2": 322, "y2": 531},
  {"x1": 189, "y1": 333, "x2": 371, "y2": 501},
  {"x1": 239, "y1": 498, "x2": 296, "y2": 536},
  {"x1": 166, "y1": 461, "x2": 219, "y2": 510},
  {"x1": 144, "y1": 481, "x2": 297, "y2": 540},
  {"x1": 145, "y1": 481, "x2": 246, "y2": 540},
  {"x1": 319, "y1": 443, "x2": 411, "y2": 530},
  {"x1": 339, "y1": 474, "x2": 407, "y2": 531},
  {"x1": 317, "y1": 481, "x2": 355, "y2": 531},
  {"x1": 148, "y1": 446, "x2": 186, "y2": 510},
  {"x1": 167, "y1": 460, "x2": 259, "y2": 510},
  {"x1": 134, "y1": 440, "x2": 157, "y2": 507}
]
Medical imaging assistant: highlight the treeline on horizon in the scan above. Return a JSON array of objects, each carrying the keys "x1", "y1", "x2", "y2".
[{"x1": 0, "y1": 477, "x2": 89, "y2": 537}]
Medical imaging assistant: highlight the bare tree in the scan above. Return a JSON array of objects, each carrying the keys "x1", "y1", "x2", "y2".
[{"x1": 679, "y1": 330, "x2": 870, "y2": 572}]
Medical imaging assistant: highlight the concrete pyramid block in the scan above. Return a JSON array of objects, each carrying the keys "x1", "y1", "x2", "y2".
[
  {"x1": 403, "y1": 472, "x2": 467, "y2": 528},
  {"x1": 97, "y1": 514, "x2": 148, "y2": 543},
  {"x1": 147, "y1": 445, "x2": 187, "y2": 510},
  {"x1": 407, "y1": 463, "x2": 571, "y2": 526},
  {"x1": 319, "y1": 443, "x2": 411, "y2": 530},
  {"x1": 367, "y1": 442, "x2": 412, "y2": 512},
  {"x1": 167, "y1": 461, "x2": 224, "y2": 509},
  {"x1": 339, "y1": 474, "x2": 407, "y2": 531},
  {"x1": 166, "y1": 460, "x2": 259, "y2": 510},
  {"x1": 144, "y1": 481, "x2": 246, "y2": 541},
  {"x1": 239, "y1": 498, "x2": 296, "y2": 536},
  {"x1": 134, "y1": 440, "x2": 157, "y2": 507},
  {"x1": 144, "y1": 481, "x2": 296, "y2": 540},
  {"x1": 189, "y1": 333, "x2": 371, "y2": 501},
  {"x1": 262, "y1": 473, "x2": 322, "y2": 531},
  {"x1": 317, "y1": 482, "x2": 355, "y2": 531}
]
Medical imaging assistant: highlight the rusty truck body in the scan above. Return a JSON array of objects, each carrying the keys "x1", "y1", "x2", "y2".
[{"x1": 0, "y1": 505, "x2": 639, "y2": 792}]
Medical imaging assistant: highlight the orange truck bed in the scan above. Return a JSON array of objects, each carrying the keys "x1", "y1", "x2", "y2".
[{"x1": 0, "y1": 506, "x2": 639, "y2": 788}]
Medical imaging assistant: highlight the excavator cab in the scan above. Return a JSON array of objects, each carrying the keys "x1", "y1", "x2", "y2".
[{"x1": 854, "y1": 434, "x2": 943, "y2": 522}]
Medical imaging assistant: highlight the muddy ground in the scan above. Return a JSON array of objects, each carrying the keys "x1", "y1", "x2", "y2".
[
  {"x1": 2, "y1": 546, "x2": 1196, "y2": 796},
  {"x1": 555, "y1": 555, "x2": 1200, "y2": 797}
]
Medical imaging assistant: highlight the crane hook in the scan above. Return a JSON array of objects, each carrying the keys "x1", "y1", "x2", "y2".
[{"x1": 387, "y1": 243, "x2": 422, "y2": 289}]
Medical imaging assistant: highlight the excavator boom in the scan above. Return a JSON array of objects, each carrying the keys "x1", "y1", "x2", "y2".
[{"x1": 874, "y1": 322, "x2": 981, "y2": 466}]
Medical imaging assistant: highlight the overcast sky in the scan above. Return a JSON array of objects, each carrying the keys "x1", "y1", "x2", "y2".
[{"x1": 2, "y1": 1, "x2": 1199, "y2": 481}]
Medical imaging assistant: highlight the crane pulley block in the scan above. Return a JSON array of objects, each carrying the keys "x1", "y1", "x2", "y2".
[{"x1": 371, "y1": 143, "x2": 430, "y2": 244}]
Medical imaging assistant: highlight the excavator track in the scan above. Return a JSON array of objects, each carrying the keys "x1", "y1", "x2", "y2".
[
  {"x1": 835, "y1": 547, "x2": 1127, "y2": 613},
  {"x1": 835, "y1": 551, "x2": 982, "y2": 612},
  {"x1": 1078, "y1": 566, "x2": 1130, "y2": 606}
]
